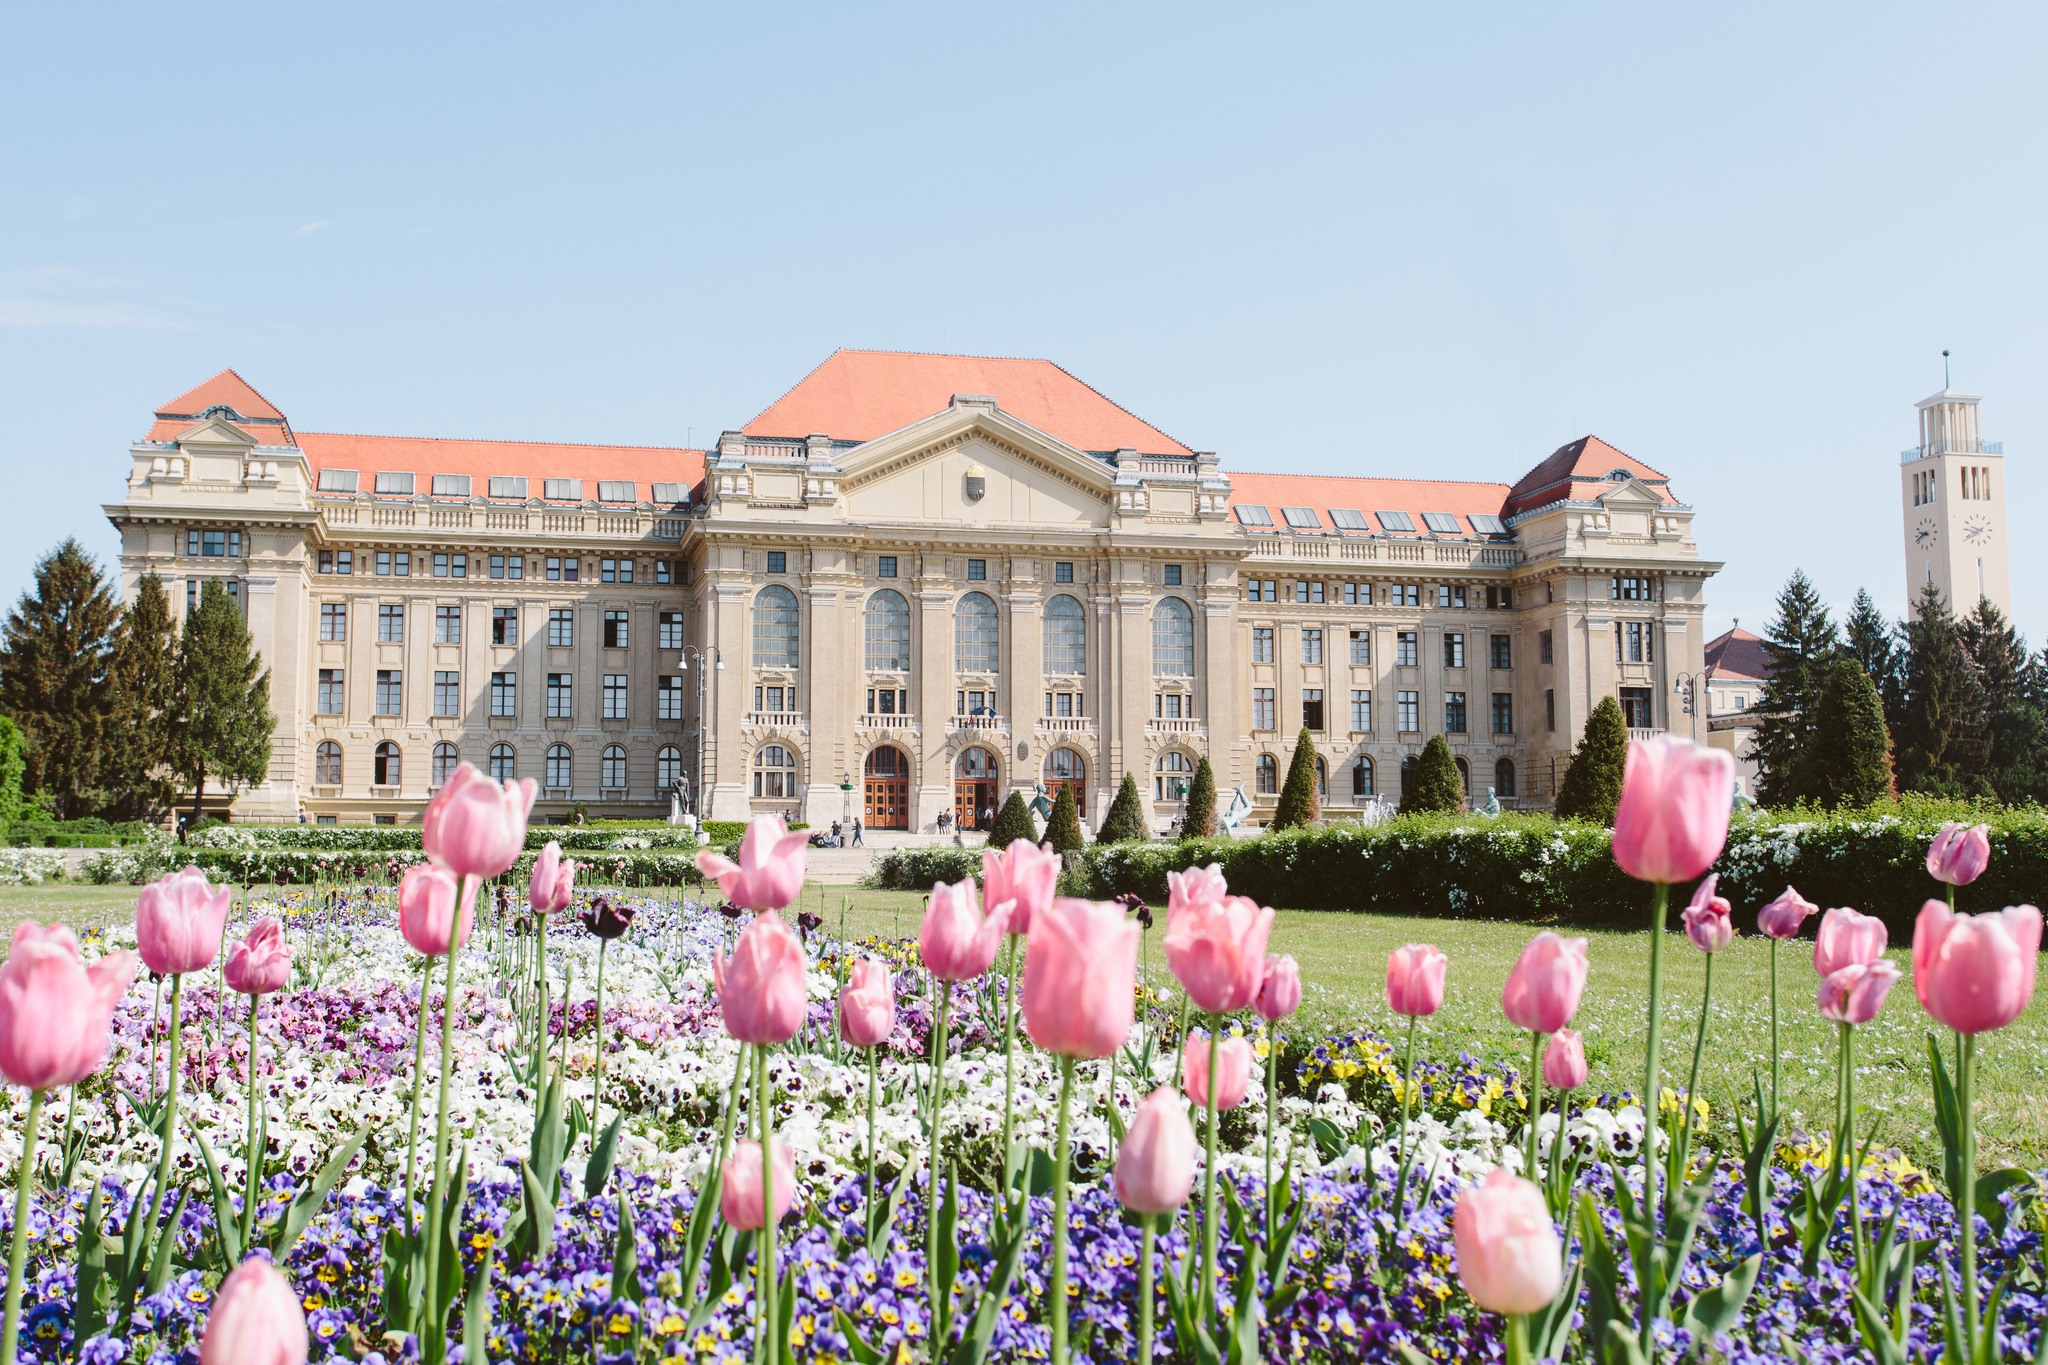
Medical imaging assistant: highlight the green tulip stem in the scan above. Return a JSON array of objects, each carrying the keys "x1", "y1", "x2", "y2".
[
  {"x1": 1680, "y1": 952, "x2": 1715, "y2": 1181},
  {"x1": 1264, "y1": 1023, "x2": 1279, "y2": 1242},
  {"x1": 1137, "y1": 1213, "x2": 1156, "y2": 1365},
  {"x1": 1000, "y1": 939, "x2": 1020, "y2": 1192},
  {"x1": 864, "y1": 1045, "x2": 880, "y2": 1245},
  {"x1": 1200, "y1": 1022, "x2": 1222, "y2": 1305},
  {"x1": 1392, "y1": 1013, "x2": 1419, "y2": 1229},
  {"x1": 404, "y1": 957, "x2": 432, "y2": 1235},
  {"x1": 149, "y1": 975, "x2": 186, "y2": 1237},
  {"x1": 925, "y1": 982, "x2": 951, "y2": 1312},
  {"x1": 1768, "y1": 936, "x2": 1781, "y2": 1119},
  {"x1": 1050, "y1": 1055, "x2": 1077, "y2": 1365},
  {"x1": 1524, "y1": 1029, "x2": 1545, "y2": 1182},
  {"x1": 755, "y1": 1043, "x2": 779, "y2": 1363},
  {"x1": 1505, "y1": 1311, "x2": 1531, "y2": 1365},
  {"x1": 1957, "y1": 1031, "x2": 1979, "y2": 1357},
  {"x1": 421, "y1": 881, "x2": 466, "y2": 1365},
  {"x1": 592, "y1": 935, "x2": 607, "y2": 1148},
  {"x1": 1, "y1": 1088, "x2": 45, "y2": 1365},
  {"x1": 244, "y1": 992, "x2": 262, "y2": 1245},
  {"x1": 1638, "y1": 880, "x2": 1668, "y2": 1359}
]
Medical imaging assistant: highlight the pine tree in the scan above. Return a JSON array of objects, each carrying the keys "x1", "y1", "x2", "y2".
[
  {"x1": 1097, "y1": 773, "x2": 1152, "y2": 843},
  {"x1": 174, "y1": 579, "x2": 274, "y2": 827},
  {"x1": 1842, "y1": 588, "x2": 1904, "y2": 732},
  {"x1": 1271, "y1": 727, "x2": 1321, "y2": 829},
  {"x1": 1553, "y1": 696, "x2": 1628, "y2": 823},
  {"x1": 1181, "y1": 754, "x2": 1217, "y2": 840},
  {"x1": 1802, "y1": 654, "x2": 1896, "y2": 809},
  {"x1": 1045, "y1": 783, "x2": 1087, "y2": 854},
  {"x1": 1960, "y1": 599, "x2": 2048, "y2": 804},
  {"x1": 104, "y1": 573, "x2": 182, "y2": 820},
  {"x1": 0, "y1": 716, "x2": 28, "y2": 828},
  {"x1": 1750, "y1": 570, "x2": 1840, "y2": 807},
  {"x1": 0, "y1": 539, "x2": 123, "y2": 818},
  {"x1": 987, "y1": 789, "x2": 1038, "y2": 849},
  {"x1": 1400, "y1": 734, "x2": 1466, "y2": 815},
  {"x1": 1894, "y1": 583, "x2": 1992, "y2": 798}
]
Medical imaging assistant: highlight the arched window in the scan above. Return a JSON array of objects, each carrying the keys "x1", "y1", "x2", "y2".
[
  {"x1": 1046, "y1": 748, "x2": 1085, "y2": 783},
  {"x1": 753, "y1": 585, "x2": 799, "y2": 669},
  {"x1": 656, "y1": 745, "x2": 683, "y2": 790},
  {"x1": 374, "y1": 741, "x2": 401, "y2": 786},
  {"x1": 432, "y1": 742, "x2": 459, "y2": 789},
  {"x1": 755, "y1": 745, "x2": 799, "y2": 799},
  {"x1": 1155, "y1": 750, "x2": 1194, "y2": 801},
  {"x1": 1400, "y1": 755, "x2": 1417, "y2": 799},
  {"x1": 1256, "y1": 754, "x2": 1278, "y2": 795},
  {"x1": 545, "y1": 744, "x2": 573, "y2": 789},
  {"x1": 955, "y1": 592, "x2": 999, "y2": 673},
  {"x1": 602, "y1": 744, "x2": 627, "y2": 789},
  {"x1": 488, "y1": 743, "x2": 517, "y2": 781},
  {"x1": 1152, "y1": 598, "x2": 1194, "y2": 676},
  {"x1": 1352, "y1": 755, "x2": 1374, "y2": 798},
  {"x1": 958, "y1": 747, "x2": 997, "y2": 779},
  {"x1": 864, "y1": 589, "x2": 910, "y2": 671},
  {"x1": 1454, "y1": 756, "x2": 1471, "y2": 799},
  {"x1": 1044, "y1": 594, "x2": 1086, "y2": 675},
  {"x1": 1314, "y1": 755, "x2": 1327, "y2": 798},
  {"x1": 315, "y1": 740, "x2": 342, "y2": 785},
  {"x1": 1494, "y1": 757, "x2": 1516, "y2": 802}
]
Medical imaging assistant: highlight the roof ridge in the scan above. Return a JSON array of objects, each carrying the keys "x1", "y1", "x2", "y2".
[
  {"x1": 156, "y1": 367, "x2": 289, "y2": 421},
  {"x1": 1579, "y1": 434, "x2": 1669, "y2": 482},
  {"x1": 298, "y1": 430, "x2": 704, "y2": 455},
  {"x1": 1040, "y1": 357, "x2": 1193, "y2": 455},
  {"x1": 1227, "y1": 468, "x2": 1512, "y2": 489}
]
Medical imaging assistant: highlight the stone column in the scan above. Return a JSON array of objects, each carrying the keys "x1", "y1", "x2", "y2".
[
  {"x1": 707, "y1": 578, "x2": 751, "y2": 820},
  {"x1": 1006, "y1": 571, "x2": 1044, "y2": 805},
  {"x1": 915, "y1": 581, "x2": 953, "y2": 830}
]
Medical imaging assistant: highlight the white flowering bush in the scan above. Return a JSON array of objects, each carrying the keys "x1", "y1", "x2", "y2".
[{"x1": 0, "y1": 846, "x2": 66, "y2": 884}]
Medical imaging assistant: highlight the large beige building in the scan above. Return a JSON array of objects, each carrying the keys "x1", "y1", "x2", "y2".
[
  {"x1": 1901, "y1": 387, "x2": 2010, "y2": 618},
  {"x1": 106, "y1": 351, "x2": 1720, "y2": 830}
]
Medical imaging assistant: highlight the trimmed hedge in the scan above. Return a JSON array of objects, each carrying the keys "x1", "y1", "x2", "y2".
[
  {"x1": 177, "y1": 846, "x2": 714, "y2": 888},
  {"x1": 183, "y1": 823, "x2": 785, "y2": 853}
]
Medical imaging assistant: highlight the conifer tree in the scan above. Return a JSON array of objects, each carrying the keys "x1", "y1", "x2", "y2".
[
  {"x1": 1894, "y1": 583, "x2": 1992, "y2": 798},
  {"x1": 174, "y1": 579, "x2": 274, "y2": 827},
  {"x1": 1802, "y1": 654, "x2": 1896, "y2": 809},
  {"x1": 1399, "y1": 734, "x2": 1466, "y2": 815},
  {"x1": 105, "y1": 572, "x2": 181, "y2": 819},
  {"x1": 1097, "y1": 773, "x2": 1152, "y2": 843},
  {"x1": 1750, "y1": 570, "x2": 1840, "y2": 807},
  {"x1": 1181, "y1": 754, "x2": 1217, "y2": 840},
  {"x1": 1553, "y1": 696, "x2": 1628, "y2": 823},
  {"x1": 1960, "y1": 599, "x2": 2048, "y2": 804},
  {"x1": 0, "y1": 716, "x2": 27, "y2": 828},
  {"x1": 1044, "y1": 783, "x2": 1087, "y2": 854},
  {"x1": 987, "y1": 789, "x2": 1038, "y2": 849},
  {"x1": 1271, "y1": 727, "x2": 1321, "y2": 829},
  {"x1": 0, "y1": 539, "x2": 123, "y2": 818},
  {"x1": 1842, "y1": 587, "x2": 1903, "y2": 729}
]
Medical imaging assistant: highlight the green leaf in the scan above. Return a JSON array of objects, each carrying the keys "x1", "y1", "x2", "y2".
[
  {"x1": 72, "y1": 1183, "x2": 108, "y2": 1344},
  {"x1": 1849, "y1": 1285, "x2": 1912, "y2": 1365},
  {"x1": 1532, "y1": 1236, "x2": 1585, "y2": 1362},
  {"x1": 1973, "y1": 1167, "x2": 2037, "y2": 1236},
  {"x1": 1679, "y1": 1252, "x2": 1760, "y2": 1350},
  {"x1": 462, "y1": 1242, "x2": 498, "y2": 1365},
  {"x1": 610, "y1": 1189, "x2": 640, "y2": 1305},
  {"x1": 1577, "y1": 1191, "x2": 1626, "y2": 1362},
  {"x1": 273, "y1": 1125, "x2": 371, "y2": 1261},
  {"x1": 192, "y1": 1129, "x2": 243, "y2": 1268},
  {"x1": 832, "y1": 1307, "x2": 888, "y2": 1365},
  {"x1": 1927, "y1": 1034, "x2": 1967, "y2": 1200},
  {"x1": 935, "y1": 1163, "x2": 961, "y2": 1343},
  {"x1": 513, "y1": 1159, "x2": 556, "y2": 1267},
  {"x1": 145, "y1": 1187, "x2": 192, "y2": 1297},
  {"x1": 1601, "y1": 1319, "x2": 1652, "y2": 1365},
  {"x1": 678, "y1": 1159, "x2": 723, "y2": 1310},
  {"x1": 585, "y1": 1113, "x2": 625, "y2": 1198}
]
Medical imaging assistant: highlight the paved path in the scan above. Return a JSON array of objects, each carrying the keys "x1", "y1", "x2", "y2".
[{"x1": 803, "y1": 829, "x2": 990, "y2": 883}]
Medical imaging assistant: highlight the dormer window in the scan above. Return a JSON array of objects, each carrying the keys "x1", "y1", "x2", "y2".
[
  {"x1": 488, "y1": 476, "x2": 528, "y2": 499},
  {"x1": 597, "y1": 480, "x2": 636, "y2": 503},
  {"x1": 1469, "y1": 513, "x2": 1508, "y2": 536},
  {"x1": 1234, "y1": 504, "x2": 1275, "y2": 528},
  {"x1": 1281, "y1": 507, "x2": 1322, "y2": 530},
  {"x1": 1329, "y1": 509, "x2": 1370, "y2": 531},
  {"x1": 543, "y1": 478, "x2": 583, "y2": 501},
  {"x1": 1376, "y1": 510, "x2": 1417, "y2": 533},
  {"x1": 651, "y1": 482, "x2": 688, "y2": 505},
  {"x1": 316, "y1": 469, "x2": 359, "y2": 493},
  {"x1": 1421, "y1": 512, "x2": 1463, "y2": 535},
  {"x1": 373, "y1": 471, "x2": 415, "y2": 495},
  {"x1": 431, "y1": 474, "x2": 471, "y2": 497},
  {"x1": 1606, "y1": 468, "x2": 1632, "y2": 481}
]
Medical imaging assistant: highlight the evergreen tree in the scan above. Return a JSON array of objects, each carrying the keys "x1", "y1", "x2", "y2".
[
  {"x1": 1959, "y1": 599, "x2": 2048, "y2": 804},
  {"x1": 1271, "y1": 727, "x2": 1321, "y2": 829},
  {"x1": 0, "y1": 716, "x2": 27, "y2": 828},
  {"x1": 1399, "y1": 734, "x2": 1466, "y2": 815},
  {"x1": 987, "y1": 789, "x2": 1038, "y2": 849},
  {"x1": 0, "y1": 539, "x2": 123, "y2": 818},
  {"x1": 105, "y1": 572, "x2": 182, "y2": 820},
  {"x1": 1842, "y1": 587, "x2": 1905, "y2": 736},
  {"x1": 1044, "y1": 783, "x2": 1087, "y2": 855},
  {"x1": 1097, "y1": 773, "x2": 1152, "y2": 843},
  {"x1": 1750, "y1": 570, "x2": 1840, "y2": 807},
  {"x1": 1802, "y1": 654, "x2": 1896, "y2": 809},
  {"x1": 1181, "y1": 754, "x2": 1217, "y2": 840},
  {"x1": 174, "y1": 579, "x2": 274, "y2": 827},
  {"x1": 1553, "y1": 696, "x2": 1629, "y2": 823},
  {"x1": 1894, "y1": 583, "x2": 1992, "y2": 798}
]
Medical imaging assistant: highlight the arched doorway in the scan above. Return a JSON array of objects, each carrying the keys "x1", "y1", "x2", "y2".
[
  {"x1": 864, "y1": 746, "x2": 910, "y2": 830},
  {"x1": 1494, "y1": 757, "x2": 1516, "y2": 805},
  {"x1": 1045, "y1": 747, "x2": 1087, "y2": 819},
  {"x1": 955, "y1": 747, "x2": 998, "y2": 830}
]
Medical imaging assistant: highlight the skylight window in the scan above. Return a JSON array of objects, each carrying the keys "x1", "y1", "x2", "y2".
[
  {"x1": 1468, "y1": 513, "x2": 1508, "y2": 535},
  {"x1": 596, "y1": 480, "x2": 636, "y2": 503},
  {"x1": 431, "y1": 474, "x2": 471, "y2": 497},
  {"x1": 651, "y1": 482, "x2": 688, "y2": 505},
  {"x1": 316, "y1": 469, "x2": 359, "y2": 493},
  {"x1": 1281, "y1": 506, "x2": 1322, "y2": 530},
  {"x1": 488, "y1": 476, "x2": 528, "y2": 499},
  {"x1": 543, "y1": 478, "x2": 584, "y2": 501},
  {"x1": 1376, "y1": 510, "x2": 1416, "y2": 533},
  {"x1": 373, "y1": 471, "x2": 415, "y2": 495},
  {"x1": 1421, "y1": 512, "x2": 1463, "y2": 535},
  {"x1": 1606, "y1": 468, "x2": 1632, "y2": 481},
  {"x1": 1235, "y1": 504, "x2": 1275, "y2": 527},
  {"x1": 1329, "y1": 508, "x2": 1371, "y2": 531}
]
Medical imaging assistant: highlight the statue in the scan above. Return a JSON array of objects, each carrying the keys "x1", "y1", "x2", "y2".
[
  {"x1": 1479, "y1": 786, "x2": 1501, "y2": 818},
  {"x1": 1218, "y1": 785, "x2": 1254, "y2": 838}
]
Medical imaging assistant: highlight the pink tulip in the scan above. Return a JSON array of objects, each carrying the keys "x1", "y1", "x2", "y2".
[
  {"x1": 1453, "y1": 1169, "x2": 1563, "y2": 1315},
  {"x1": 528, "y1": 840, "x2": 576, "y2": 916},
  {"x1": 0, "y1": 924, "x2": 136, "y2": 1090},
  {"x1": 983, "y1": 838, "x2": 1060, "y2": 937},
  {"x1": 696, "y1": 815, "x2": 809, "y2": 912},
  {"x1": 1022, "y1": 898, "x2": 1140, "y2": 1059},
  {"x1": 398, "y1": 862, "x2": 478, "y2": 958},
  {"x1": 1256, "y1": 953, "x2": 1303, "y2": 1022},
  {"x1": 1756, "y1": 885, "x2": 1819, "y2": 940},
  {"x1": 223, "y1": 918, "x2": 292, "y2": 996},
  {"x1": 1500, "y1": 933, "x2": 1589, "y2": 1035},
  {"x1": 1926, "y1": 822, "x2": 1992, "y2": 887},
  {"x1": 1542, "y1": 1028, "x2": 1587, "y2": 1090},
  {"x1": 421, "y1": 762, "x2": 536, "y2": 879},
  {"x1": 1817, "y1": 961, "x2": 1901, "y2": 1025},
  {"x1": 918, "y1": 878, "x2": 1012, "y2": 982},
  {"x1": 1114, "y1": 1086, "x2": 1197, "y2": 1215},
  {"x1": 714, "y1": 911, "x2": 808, "y2": 1045},
  {"x1": 718, "y1": 1137, "x2": 798, "y2": 1230},
  {"x1": 199, "y1": 1257, "x2": 308, "y2": 1365},
  {"x1": 1681, "y1": 874, "x2": 1734, "y2": 954},
  {"x1": 136, "y1": 865, "x2": 232, "y2": 977},
  {"x1": 1162, "y1": 865, "x2": 1275, "y2": 1015},
  {"x1": 1386, "y1": 943, "x2": 1448, "y2": 1018},
  {"x1": 838, "y1": 958, "x2": 895, "y2": 1048},
  {"x1": 1611, "y1": 736, "x2": 1735, "y2": 884},
  {"x1": 1912, "y1": 899, "x2": 2042, "y2": 1035},
  {"x1": 1812, "y1": 906, "x2": 1887, "y2": 979},
  {"x1": 1180, "y1": 1030, "x2": 1253, "y2": 1111}
]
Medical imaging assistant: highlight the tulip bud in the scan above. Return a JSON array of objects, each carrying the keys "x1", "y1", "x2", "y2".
[
  {"x1": 398, "y1": 863, "x2": 478, "y2": 958},
  {"x1": 1114, "y1": 1087, "x2": 1196, "y2": 1215},
  {"x1": 1812, "y1": 906, "x2": 1887, "y2": 979},
  {"x1": 1817, "y1": 961, "x2": 1901, "y2": 1025},
  {"x1": 1453, "y1": 1170, "x2": 1563, "y2": 1315},
  {"x1": 1180, "y1": 1030, "x2": 1253, "y2": 1111},
  {"x1": 1501, "y1": 933, "x2": 1589, "y2": 1035},
  {"x1": 1755, "y1": 885, "x2": 1818, "y2": 940},
  {"x1": 1611, "y1": 736, "x2": 1735, "y2": 885},
  {"x1": 1255, "y1": 953, "x2": 1302, "y2": 1022},
  {"x1": 1681, "y1": 875, "x2": 1734, "y2": 954},
  {"x1": 1926, "y1": 822, "x2": 1992, "y2": 887},
  {"x1": 1912, "y1": 899, "x2": 2041, "y2": 1035},
  {"x1": 1386, "y1": 943, "x2": 1448, "y2": 1018},
  {"x1": 838, "y1": 958, "x2": 895, "y2": 1049},
  {"x1": 200, "y1": 1257, "x2": 309, "y2": 1365},
  {"x1": 136, "y1": 866, "x2": 232, "y2": 977},
  {"x1": 719, "y1": 1137, "x2": 797, "y2": 1230},
  {"x1": 714, "y1": 911, "x2": 808, "y2": 1045},
  {"x1": 223, "y1": 918, "x2": 292, "y2": 996},
  {"x1": 1541, "y1": 1028, "x2": 1588, "y2": 1090},
  {"x1": 0, "y1": 924, "x2": 136, "y2": 1091}
]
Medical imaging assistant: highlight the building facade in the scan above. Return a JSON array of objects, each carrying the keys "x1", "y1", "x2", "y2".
[
  {"x1": 1901, "y1": 387, "x2": 2010, "y2": 618},
  {"x1": 105, "y1": 351, "x2": 1720, "y2": 829}
]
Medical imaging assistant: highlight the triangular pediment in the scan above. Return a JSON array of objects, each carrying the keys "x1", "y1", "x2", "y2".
[
  {"x1": 835, "y1": 404, "x2": 1117, "y2": 528},
  {"x1": 837, "y1": 402, "x2": 1117, "y2": 497},
  {"x1": 1595, "y1": 477, "x2": 1663, "y2": 509},
  {"x1": 172, "y1": 415, "x2": 261, "y2": 449}
]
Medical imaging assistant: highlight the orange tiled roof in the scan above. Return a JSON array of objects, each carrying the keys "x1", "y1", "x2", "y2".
[
  {"x1": 1504, "y1": 435, "x2": 1674, "y2": 516},
  {"x1": 742, "y1": 349, "x2": 1194, "y2": 456},
  {"x1": 1704, "y1": 626, "x2": 1770, "y2": 682},
  {"x1": 149, "y1": 369, "x2": 296, "y2": 445},
  {"x1": 296, "y1": 432, "x2": 706, "y2": 505},
  {"x1": 1226, "y1": 471, "x2": 1513, "y2": 539}
]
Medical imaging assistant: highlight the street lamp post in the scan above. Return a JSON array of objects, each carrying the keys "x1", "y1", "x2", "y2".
[
  {"x1": 677, "y1": 645, "x2": 723, "y2": 819},
  {"x1": 1671, "y1": 669, "x2": 1709, "y2": 743}
]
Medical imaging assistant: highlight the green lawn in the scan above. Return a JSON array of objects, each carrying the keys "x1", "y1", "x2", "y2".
[{"x1": 11, "y1": 879, "x2": 2043, "y2": 1168}]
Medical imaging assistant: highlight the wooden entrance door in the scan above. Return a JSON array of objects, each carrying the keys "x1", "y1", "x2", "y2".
[
  {"x1": 863, "y1": 746, "x2": 910, "y2": 830},
  {"x1": 955, "y1": 747, "x2": 998, "y2": 829}
]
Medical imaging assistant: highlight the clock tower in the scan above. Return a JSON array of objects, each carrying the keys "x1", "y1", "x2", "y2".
[{"x1": 1901, "y1": 387, "x2": 2010, "y2": 618}]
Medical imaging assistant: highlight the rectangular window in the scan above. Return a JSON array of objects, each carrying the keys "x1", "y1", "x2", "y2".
[
  {"x1": 600, "y1": 558, "x2": 634, "y2": 583},
  {"x1": 374, "y1": 551, "x2": 411, "y2": 577},
  {"x1": 1445, "y1": 692, "x2": 1467, "y2": 733},
  {"x1": 489, "y1": 554, "x2": 521, "y2": 579},
  {"x1": 766, "y1": 551, "x2": 787, "y2": 575},
  {"x1": 603, "y1": 610, "x2": 629, "y2": 649},
  {"x1": 375, "y1": 670, "x2": 403, "y2": 715},
  {"x1": 755, "y1": 685, "x2": 787, "y2": 713},
  {"x1": 1613, "y1": 576, "x2": 1654, "y2": 601},
  {"x1": 1300, "y1": 628, "x2": 1324, "y2": 665},
  {"x1": 1492, "y1": 692, "x2": 1514, "y2": 735},
  {"x1": 1486, "y1": 585, "x2": 1515, "y2": 609},
  {"x1": 318, "y1": 550, "x2": 341, "y2": 574},
  {"x1": 603, "y1": 674, "x2": 628, "y2": 719},
  {"x1": 1397, "y1": 690, "x2": 1420, "y2": 732},
  {"x1": 489, "y1": 671, "x2": 517, "y2": 716},
  {"x1": 547, "y1": 673, "x2": 573, "y2": 718},
  {"x1": 1252, "y1": 628, "x2": 1274, "y2": 664},
  {"x1": 597, "y1": 480, "x2": 636, "y2": 504},
  {"x1": 657, "y1": 675, "x2": 685, "y2": 720},
  {"x1": 492, "y1": 607, "x2": 518, "y2": 646},
  {"x1": 1617, "y1": 621, "x2": 1655, "y2": 663},
  {"x1": 1282, "y1": 506, "x2": 1322, "y2": 530},
  {"x1": 1235, "y1": 504, "x2": 1275, "y2": 528},
  {"x1": 1349, "y1": 630, "x2": 1371, "y2": 666},
  {"x1": 431, "y1": 474, "x2": 471, "y2": 497},
  {"x1": 435, "y1": 605, "x2": 461, "y2": 644},
  {"x1": 488, "y1": 476, "x2": 528, "y2": 500},
  {"x1": 1343, "y1": 581, "x2": 1371, "y2": 605},
  {"x1": 433, "y1": 553, "x2": 450, "y2": 577},
  {"x1": 1377, "y1": 510, "x2": 1416, "y2": 533},
  {"x1": 317, "y1": 469, "x2": 359, "y2": 494},
  {"x1": 1054, "y1": 560, "x2": 1073, "y2": 584},
  {"x1": 378, "y1": 603, "x2": 405, "y2": 642},
  {"x1": 878, "y1": 555, "x2": 898, "y2": 579},
  {"x1": 1244, "y1": 578, "x2": 1276, "y2": 603},
  {"x1": 654, "y1": 560, "x2": 672, "y2": 584},
  {"x1": 543, "y1": 478, "x2": 583, "y2": 502},
  {"x1": 544, "y1": 556, "x2": 578, "y2": 581},
  {"x1": 1252, "y1": 688, "x2": 1275, "y2": 731},
  {"x1": 1539, "y1": 629, "x2": 1554, "y2": 665},
  {"x1": 186, "y1": 580, "x2": 196, "y2": 614},
  {"x1": 1422, "y1": 512, "x2": 1463, "y2": 535},
  {"x1": 1302, "y1": 688, "x2": 1325, "y2": 730},
  {"x1": 374, "y1": 471, "x2": 415, "y2": 495},
  {"x1": 1437, "y1": 584, "x2": 1468, "y2": 609},
  {"x1": 1396, "y1": 631, "x2": 1418, "y2": 667},
  {"x1": 658, "y1": 611, "x2": 685, "y2": 650},
  {"x1": 1163, "y1": 563, "x2": 1183, "y2": 586},
  {"x1": 1330, "y1": 508, "x2": 1370, "y2": 532},
  {"x1": 548, "y1": 609, "x2": 573, "y2": 648},
  {"x1": 1154, "y1": 693, "x2": 1186, "y2": 718},
  {"x1": 1619, "y1": 686, "x2": 1655, "y2": 729},
  {"x1": 434, "y1": 670, "x2": 461, "y2": 717},
  {"x1": 316, "y1": 669, "x2": 344, "y2": 714},
  {"x1": 1350, "y1": 689, "x2": 1372, "y2": 731},
  {"x1": 320, "y1": 602, "x2": 346, "y2": 641},
  {"x1": 1546, "y1": 689, "x2": 1557, "y2": 731},
  {"x1": 967, "y1": 558, "x2": 987, "y2": 581},
  {"x1": 1490, "y1": 634, "x2": 1512, "y2": 670},
  {"x1": 1444, "y1": 633, "x2": 1465, "y2": 669},
  {"x1": 1293, "y1": 580, "x2": 1325, "y2": 604}
]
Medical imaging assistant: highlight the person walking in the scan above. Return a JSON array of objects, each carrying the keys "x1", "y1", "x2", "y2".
[{"x1": 851, "y1": 818, "x2": 864, "y2": 848}]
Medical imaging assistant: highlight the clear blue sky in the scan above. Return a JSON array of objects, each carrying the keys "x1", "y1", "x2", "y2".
[{"x1": 4, "y1": 3, "x2": 2043, "y2": 643}]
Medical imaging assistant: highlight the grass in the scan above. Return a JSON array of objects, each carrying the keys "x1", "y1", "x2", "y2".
[{"x1": 10, "y1": 878, "x2": 2043, "y2": 1168}]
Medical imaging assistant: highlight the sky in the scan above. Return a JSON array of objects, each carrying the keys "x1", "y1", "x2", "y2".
[{"x1": 3, "y1": 2, "x2": 2043, "y2": 643}]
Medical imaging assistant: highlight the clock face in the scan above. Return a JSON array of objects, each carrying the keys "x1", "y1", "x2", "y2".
[
  {"x1": 1965, "y1": 516, "x2": 1993, "y2": 545},
  {"x1": 1914, "y1": 517, "x2": 1938, "y2": 546}
]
